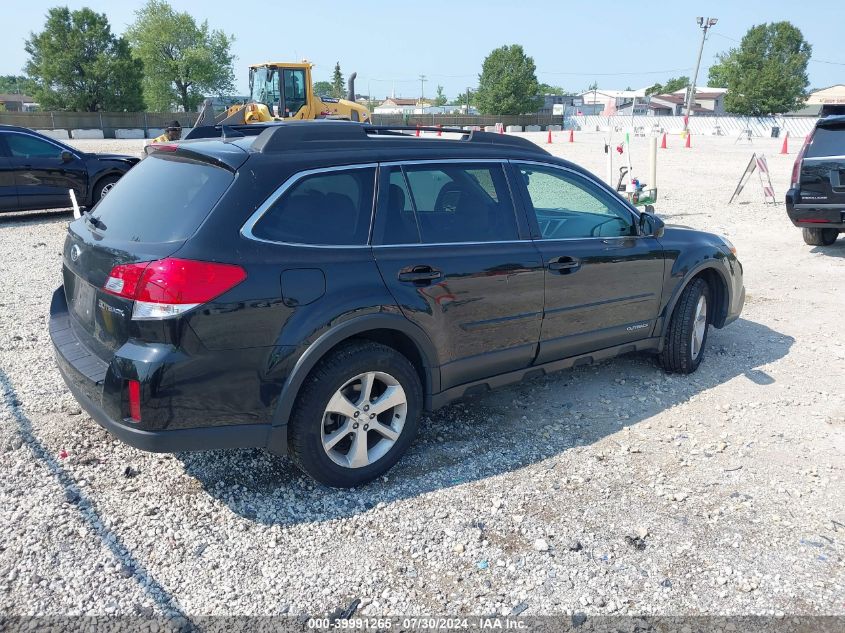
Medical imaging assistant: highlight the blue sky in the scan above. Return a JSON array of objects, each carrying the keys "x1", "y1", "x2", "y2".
[{"x1": 1, "y1": 0, "x2": 842, "y2": 100}]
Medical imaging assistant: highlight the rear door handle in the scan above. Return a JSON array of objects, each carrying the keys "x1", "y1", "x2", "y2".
[
  {"x1": 547, "y1": 256, "x2": 581, "y2": 273},
  {"x1": 398, "y1": 266, "x2": 442, "y2": 283}
]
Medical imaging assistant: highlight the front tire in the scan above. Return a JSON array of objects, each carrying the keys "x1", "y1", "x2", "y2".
[
  {"x1": 802, "y1": 227, "x2": 838, "y2": 246},
  {"x1": 659, "y1": 278, "x2": 710, "y2": 374},
  {"x1": 288, "y1": 340, "x2": 422, "y2": 487}
]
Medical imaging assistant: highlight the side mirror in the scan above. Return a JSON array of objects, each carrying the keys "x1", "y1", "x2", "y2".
[
  {"x1": 61, "y1": 150, "x2": 74, "y2": 163},
  {"x1": 639, "y1": 209, "x2": 665, "y2": 238}
]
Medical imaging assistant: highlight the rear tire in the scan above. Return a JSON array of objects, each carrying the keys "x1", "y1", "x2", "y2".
[
  {"x1": 93, "y1": 175, "x2": 120, "y2": 204},
  {"x1": 802, "y1": 227, "x2": 838, "y2": 246},
  {"x1": 288, "y1": 340, "x2": 422, "y2": 487},
  {"x1": 659, "y1": 278, "x2": 710, "y2": 374}
]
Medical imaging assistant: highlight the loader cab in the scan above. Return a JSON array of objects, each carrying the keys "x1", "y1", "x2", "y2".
[{"x1": 248, "y1": 63, "x2": 310, "y2": 118}]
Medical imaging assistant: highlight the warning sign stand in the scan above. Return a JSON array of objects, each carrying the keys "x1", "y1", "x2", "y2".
[{"x1": 728, "y1": 153, "x2": 777, "y2": 205}]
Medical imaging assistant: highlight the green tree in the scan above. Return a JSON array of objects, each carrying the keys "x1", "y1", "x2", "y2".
[
  {"x1": 707, "y1": 22, "x2": 811, "y2": 115},
  {"x1": 24, "y1": 7, "x2": 143, "y2": 111},
  {"x1": 586, "y1": 81, "x2": 598, "y2": 92},
  {"x1": 537, "y1": 83, "x2": 566, "y2": 95},
  {"x1": 313, "y1": 80, "x2": 333, "y2": 97},
  {"x1": 646, "y1": 76, "x2": 690, "y2": 96},
  {"x1": 127, "y1": 0, "x2": 235, "y2": 112},
  {"x1": 0, "y1": 75, "x2": 37, "y2": 95},
  {"x1": 331, "y1": 62, "x2": 344, "y2": 99},
  {"x1": 433, "y1": 85, "x2": 448, "y2": 106},
  {"x1": 476, "y1": 44, "x2": 542, "y2": 115}
]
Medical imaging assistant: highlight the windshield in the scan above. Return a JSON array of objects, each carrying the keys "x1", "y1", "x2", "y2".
[{"x1": 249, "y1": 66, "x2": 280, "y2": 107}]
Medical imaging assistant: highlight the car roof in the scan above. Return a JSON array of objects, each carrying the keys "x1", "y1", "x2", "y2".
[
  {"x1": 816, "y1": 115, "x2": 845, "y2": 129},
  {"x1": 169, "y1": 120, "x2": 582, "y2": 174}
]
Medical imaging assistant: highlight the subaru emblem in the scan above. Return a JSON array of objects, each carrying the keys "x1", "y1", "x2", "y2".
[{"x1": 70, "y1": 244, "x2": 81, "y2": 262}]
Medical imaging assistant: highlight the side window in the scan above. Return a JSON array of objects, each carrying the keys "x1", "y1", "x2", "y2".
[
  {"x1": 381, "y1": 163, "x2": 518, "y2": 244},
  {"x1": 252, "y1": 167, "x2": 375, "y2": 245},
  {"x1": 380, "y1": 167, "x2": 420, "y2": 245},
  {"x1": 517, "y1": 165, "x2": 635, "y2": 239},
  {"x1": 6, "y1": 134, "x2": 62, "y2": 159}
]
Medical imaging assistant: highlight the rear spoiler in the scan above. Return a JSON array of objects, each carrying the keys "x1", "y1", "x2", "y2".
[{"x1": 144, "y1": 141, "x2": 249, "y2": 171}]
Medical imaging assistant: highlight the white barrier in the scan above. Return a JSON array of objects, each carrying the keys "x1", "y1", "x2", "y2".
[
  {"x1": 506, "y1": 125, "x2": 523, "y2": 132},
  {"x1": 146, "y1": 128, "x2": 164, "y2": 139},
  {"x1": 547, "y1": 125, "x2": 562, "y2": 131},
  {"x1": 524, "y1": 125, "x2": 541, "y2": 132},
  {"x1": 483, "y1": 125, "x2": 497, "y2": 132},
  {"x1": 70, "y1": 129, "x2": 105, "y2": 139},
  {"x1": 115, "y1": 128, "x2": 145, "y2": 139},
  {"x1": 36, "y1": 129, "x2": 70, "y2": 139}
]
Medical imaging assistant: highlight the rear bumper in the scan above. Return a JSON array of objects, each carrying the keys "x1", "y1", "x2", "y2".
[
  {"x1": 50, "y1": 287, "x2": 286, "y2": 454},
  {"x1": 785, "y1": 190, "x2": 845, "y2": 229}
]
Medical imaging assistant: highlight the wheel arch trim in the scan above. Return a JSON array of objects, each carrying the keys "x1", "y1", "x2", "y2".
[
  {"x1": 271, "y1": 313, "x2": 439, "y2": 429},
  {"x1": 659, "y1": 261, "x2": 732, "y2": 340}
]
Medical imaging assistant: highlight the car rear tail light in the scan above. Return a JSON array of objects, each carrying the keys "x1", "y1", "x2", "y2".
[
  {"x1": 103, "y1": 258, "x2": 246, "y2": 320},
  {"x1": 791, "y1": 133, "x2": 812, "y2": 188},
  {"x1": 128, "y1": 379, "x2": 142, "y2": 422},
  {"x1": 797, "y1": 218, "x2": 828, "y2": 223}
]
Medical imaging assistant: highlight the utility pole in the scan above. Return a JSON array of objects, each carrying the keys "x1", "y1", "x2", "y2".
[
  {"x1": 684, "y1": 16, "x2": 718, "y2": 133},
  {"x1": 419, "y1": 74, "x2": 427, "y2": 105}
]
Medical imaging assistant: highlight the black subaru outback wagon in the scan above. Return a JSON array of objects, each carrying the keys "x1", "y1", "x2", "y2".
[{"x1": 50, "y1": 122, "x2": 744, "y2": 487}]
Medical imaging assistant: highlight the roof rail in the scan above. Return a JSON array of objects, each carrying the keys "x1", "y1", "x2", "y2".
[
  {"x1": 184, "y1": 123, "x2": 283, "y2": 140},
  {"x1": 187, "y1": 120, "x2": 547, "y2": 154}
]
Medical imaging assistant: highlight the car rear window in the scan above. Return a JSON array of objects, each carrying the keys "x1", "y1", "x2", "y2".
[
  {"x1": 89, "y1": 154, "x2": 233, "y2": 243},
  {"x1": 806, "y1": 126, "x2": 845, "y2": 158}
]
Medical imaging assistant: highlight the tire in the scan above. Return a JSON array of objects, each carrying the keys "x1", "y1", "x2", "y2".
[
  {"x1": 93, "y1": 175, "x2": 121, "y2": 204},
  {"x1": 288, "y1": 340, "x2": 422, "y2": 487},
  {"x1": 802, "y1": 227, "x2": 838, "y2": 246},
  {"x1": 659, "y1": 278, "x2": 710, "y2": 374}
]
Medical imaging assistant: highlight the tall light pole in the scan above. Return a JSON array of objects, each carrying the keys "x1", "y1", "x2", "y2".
[
  {"x1": 684, "y1": 16, "x2": 717, "y2": 132},
  {"x1": 419, "y1": 74, "x2": 427, "y2": 105}
]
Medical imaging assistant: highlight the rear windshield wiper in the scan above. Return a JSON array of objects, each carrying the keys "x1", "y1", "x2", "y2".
[{"x1": 69, "y1": 188, "x2": 107, "y2": 231}]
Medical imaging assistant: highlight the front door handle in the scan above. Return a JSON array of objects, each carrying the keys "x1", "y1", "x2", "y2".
[
  {"x1": 398, "y1": 265, "x2": 442, "y2": 283},
  {"x1": 547, "y1": 256, "x2": 581, "y2": 273}
]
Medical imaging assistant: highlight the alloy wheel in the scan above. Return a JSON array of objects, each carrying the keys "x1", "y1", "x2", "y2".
[
  {"x1": 321, "y1": 371, "x2": 407, "y2": 469},
  {"x1": 691, "y1": 295, "x2": 708, "y2": 359}
]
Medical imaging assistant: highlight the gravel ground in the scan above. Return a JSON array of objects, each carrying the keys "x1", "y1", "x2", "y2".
[{"x1": 0, "y1": 131, "x2": 843, "y2": 621}]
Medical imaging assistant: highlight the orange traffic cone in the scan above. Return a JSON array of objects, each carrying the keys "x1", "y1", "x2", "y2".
[
  {"x1": 499, "y1": 124, "x2": 504, "y2": 135},
  {"x1": 568, "y1": 129, "x2": 574, "y2": 143},
  {"x1": 780, "y1": 132, "x2": 789, "y2": 154},
  {"x1": 437, "y1": 124, "x2": 442, "y2": 137},
  {"x1": 660, "y1": 133, "x2": 667, "y2": 149},
  {"x1": 415, "y1": 125, "x2": 420, "y2": 137},
  {"x1": 547, "y1": 129, "x2": 552, "y2": 144},
  {"x1": 685, "y1": 132, "x2": 691, "y2": 149}
]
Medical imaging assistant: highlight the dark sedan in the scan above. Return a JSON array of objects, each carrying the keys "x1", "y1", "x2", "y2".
[{"x1": 0, "y1": 125, "x2": 139, "y2": 212}]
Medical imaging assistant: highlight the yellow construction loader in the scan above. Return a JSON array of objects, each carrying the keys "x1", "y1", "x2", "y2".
[{"x1": 213, "y1": 61, "x2": 370, "y2": 126}]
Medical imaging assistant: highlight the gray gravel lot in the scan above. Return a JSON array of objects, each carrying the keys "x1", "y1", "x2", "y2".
[{"x1": 0, "y1": 132, "x2": 843, "y2": 619}]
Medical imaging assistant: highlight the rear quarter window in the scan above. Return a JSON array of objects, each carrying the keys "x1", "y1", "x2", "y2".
[
  {"x1": 250, "y1": 167, "x2": 376, "y2": 245},
  {"x1": 90, "y1": 154, "x2": 233, "y2": 243}
]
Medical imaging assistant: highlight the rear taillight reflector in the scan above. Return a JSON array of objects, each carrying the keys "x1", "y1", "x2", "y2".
[
  {"x1": 103, "y1": 258, "x2": 246, "y2": 320},
  {"x1": 128, "y1": 380, "x2": 141, "y2": 422},
  {"x1": 797, "y1": 219, "x2": 829, "y2": 223}
]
